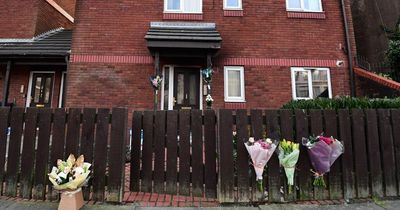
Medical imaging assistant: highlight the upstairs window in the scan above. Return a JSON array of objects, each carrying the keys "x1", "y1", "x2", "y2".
[
  {"x1": 286, "y1": 0, "x2": 322, "y2": 12},
  {"x1": 164, "y1": 0, "x2": 202, "y2": 13},
  {"x1": 224, "y1": 0, "x2": 242, "y2": 10},
  {"x1": 291, "y1": 67, "x2": 332, "y2": 100}
]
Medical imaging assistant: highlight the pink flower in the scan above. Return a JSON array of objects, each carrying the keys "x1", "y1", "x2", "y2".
[
  {"x1": 256, "y1": 140, "x2": 271, "y2": 149},
  {"x1": 319, "y1": 136, "x2": 334, "y2": 145}
]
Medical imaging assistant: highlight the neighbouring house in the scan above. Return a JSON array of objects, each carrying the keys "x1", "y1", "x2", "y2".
[
  {"x1": 350, "y1": 0, "x2": 400, "y2": 98},
  {"x1": 0, "y1": 0, "x2": 74, "y2": 108},
  {"x1": 5, "y1": 0, "x2": 394, "y2": 110}
]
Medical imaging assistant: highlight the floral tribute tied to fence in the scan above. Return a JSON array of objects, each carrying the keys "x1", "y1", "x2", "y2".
[{"x1": 0, "y1": 108, "x2": 399, "y2": 206}]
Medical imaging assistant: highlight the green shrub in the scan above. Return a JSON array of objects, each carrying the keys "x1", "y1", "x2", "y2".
[{"x1": 281, "y1": 97, "x2": 400, "y2": 110}]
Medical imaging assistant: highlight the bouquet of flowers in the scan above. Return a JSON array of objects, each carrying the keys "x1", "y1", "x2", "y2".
[
  {"x1": 244, "y1": 137, "x2": 278, "y2": 191},
  {"x1": 278, "y1": 139, "x2": 300, "y2": 193},
  {"x1": 149, "y1": 75, "x2": 162, "y2": 90},
  {"x1": 48, "y1": 154, "x2": 91, "y2": 191},
  {"x1": 302, "y1": 135, "x2": 344, "y2": 187}
]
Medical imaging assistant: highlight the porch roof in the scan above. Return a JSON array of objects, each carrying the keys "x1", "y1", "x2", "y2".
[
  {"x1": 0, "y1": 28, "x2": 72, "y2": 57},
  {"x1": 145, "y1": 22, "x2": 222, "y2": 57}
]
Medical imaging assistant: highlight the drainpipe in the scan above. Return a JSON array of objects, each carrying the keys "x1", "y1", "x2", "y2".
[
  {"x1": 2, "y1": 61, "x2": 12, "y2": 107},
  {"x1": 340, "y1": 0, "x2": 356, "y2": 97}
]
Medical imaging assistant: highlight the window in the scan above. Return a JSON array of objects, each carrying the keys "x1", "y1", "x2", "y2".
[
  {"x1": 224, "y1": 0, "x2": 242, "y2": 10},
  {"x1": 224, "y1": 66, "x2": 245, "y2": 102},
  {"x1": 286, "y1": 0, "x2": 322, "y2": 12},
  {"x1": 291, "y1": 67, "x2": 332, "y2": 100},
  {"x1": 164, "y1": 0, "x2": 202, "y2": 13}
]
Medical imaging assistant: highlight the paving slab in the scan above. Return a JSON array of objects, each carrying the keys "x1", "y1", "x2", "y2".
[{"x1": 259, "y1": 202, "x2": 387, "y2": 210}]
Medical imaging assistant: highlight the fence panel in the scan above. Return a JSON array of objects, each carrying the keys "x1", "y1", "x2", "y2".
[
  {"x1": 309, "y1": 110, "x2": 328, "y2": 200},
  {"x1": 65, "y1": 108, "x2": 81, "y2": 156},
  {"x1": 391, "y1": 109, "x2": 400, "y2": 195},
  {"x1": 130, "y1": 111, "x2": 143, "y2": 192},
  {"x1": 33, "y1": 109, "x2": 52, "y2": 200},
  {"x1": 141, "y1": 111, "x2": 154, "y2": 193},
  {"x1": 236, "y1": 109, "x2": 250, "y2": 202},
  {"x1": 338, "y1": 110, "x2": 355, "y2": 200},
  {"x1": 107, "y1": 108, "x2": 128, "y2": 202},
  {"x1": 5, "y1": 107, "x2": 24, "y2": 197},
  {"x1": 250, "y1": 109, "x2": 263, "y2": 201},
  {"x1": 92, "y1": 108, "x2": 110, "y2": 201},
  {"x1": 218, "y1": 109, "x2": 235, "y2": 203},
  {"x1": 178, "y1": 110, "x2": 191, "y2": 196},
  {"x1": 0, "y1": 108, "x2": 9, "y2": 195},
  {"x1": 165, "y1": 111, "x2": 178, "y2": 194},
  {"x1": 80, "y1": 108, "x2": 96, "y2": 200},
  {"x1": 377, "y1": 109, "x2": 397, "y2": 197},
  {"x1": 365, "y1": 109, "x2": 383, "y2": 197},
  {"x1": 153, "y1": 111, "x2": 166, "y2": 194},
  {"x1": 351, "y1": 109, "x2": 369, "y2": 198},
  {"x1": 295, "y1": 110, "x2": 313, "y2": 200},
  {"x1": 265, "y1": 110, "x2": 281, "y2": 202},
  {"x1": 19, "y1": 108, "x2": 38, "y2": 199},
  {"x1": 204, "y1": 110, "x2": 217, "y2": 198},
  {"x1": 191, "y1": 110, "x2": 203, "y2": 197},
  {"x1": 279, "y1": 109, "x2": 296, "y2": 201},
  {"x1": 324, "y1": 110, "x2": 343, "y2": 200}
]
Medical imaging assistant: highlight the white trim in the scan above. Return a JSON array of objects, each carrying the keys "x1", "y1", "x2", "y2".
[
  {"x1": 164, "y1": 0, "x2": 203, "y2": 13},
  {"x1": 224, "y1": 66, "x2": 245, "y2": 102},
  {"x1": 160, "y1": 65, "x2": 203, "y2": 110},
  {"x1": 290, "y1": 67, "x2": 332, "y2": 100},
  {"x1": 58, "y1": 71, "x2": 67, "y2": 108},
  {"x1": 45, "y1": 0, "x2": 74, "y2": 23},
  {"x1": 223, "y1": 0, "x2": 243, "y2": 10},
  {"x1": 286, "y1": 0, "x2": 323, "y2": 13},
  {"x1": 26, "y1": 71, "x2": 56, "y2": 107}
]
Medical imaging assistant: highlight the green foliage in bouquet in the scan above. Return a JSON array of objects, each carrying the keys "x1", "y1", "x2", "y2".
[{"x1": 48, "y1": 154, "x2": 91, "y2": 191}]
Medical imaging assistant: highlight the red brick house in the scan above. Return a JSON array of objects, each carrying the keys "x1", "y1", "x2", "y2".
[{"x1": 2, "y1": 0, "x2": 375, "y2": 110}]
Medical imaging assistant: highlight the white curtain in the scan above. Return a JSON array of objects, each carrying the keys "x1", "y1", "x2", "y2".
[
  {"x1": 288, "y1": 0, "x2": 301, "y2": 9},
  {"x1": 228, "y1": 70, "x2": 241, "y2": 97},
  {"x1": 304, "y1": 0, "x2": 321, "y2": 11},
  {"x1": 183, "y1": 0, "x2": 202, "y2": 13}
]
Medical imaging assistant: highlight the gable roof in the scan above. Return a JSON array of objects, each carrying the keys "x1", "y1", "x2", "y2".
[{"x1": 0, "y1": 28, "x2": 72, "y2": 57}]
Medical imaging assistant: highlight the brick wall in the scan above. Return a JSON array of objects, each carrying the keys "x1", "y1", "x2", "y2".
[
  {"x1": 35, "y1": 0, "x2": 74, "y2": 36},
  {"x1": 0, "y1": 0, "x2": 73, "y2": 38},
  {"x1": 67, "y1": 0, "x2": 355, "y2": 109},
  {"x1": 0, "y1": 0, "x2": 39, "y2": 38},
  {"x1": 54, "y1": 0, "x2": 76, "y2": 17}
]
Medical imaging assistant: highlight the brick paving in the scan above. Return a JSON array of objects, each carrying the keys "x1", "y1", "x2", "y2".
[{"x1": 122, "y1": 163, "x2": 219, "y2": 207}]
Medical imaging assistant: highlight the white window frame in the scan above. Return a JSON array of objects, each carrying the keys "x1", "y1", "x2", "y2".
[
  {"x1": 164, "y1": 0, "x2": 203, "y2": 14},
  {"x1": 286, "y1": 0, "x2": 323, "y2": 13},
  {"x1": 224, "y1": 66, "x2": 245, "y2": 102},
  {"x1": 58, "y1": 71, "x2": 67, "y2": 108},
  {"x1": 291, "y1": 67, "x2": 332, "y2": 100},
  {"x1": 223, "y1": 0, "x2": 242, "y2": 10}
]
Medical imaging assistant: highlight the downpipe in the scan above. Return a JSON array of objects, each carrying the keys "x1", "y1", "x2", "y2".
[{"x1": 341, "y1": 0, "x2": 356, "y2": 97}]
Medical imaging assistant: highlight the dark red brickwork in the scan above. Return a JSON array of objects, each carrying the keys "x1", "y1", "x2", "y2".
[
  {"x1": 65, "y1": 0, "x2": 356, "y2": 109},
  {"x1": 356, "y1": 76, "x2": 400, "y2": 98},
  {"x1": 0, "y1": 0, "x2": 73, "y2": 39},
  {"x1": 35, "y1": 0, "x2": 74, "y2": 35},
  {"x1": 0, "y1": 0, "x2": 39, "y2": 38},
  {"x1": 54, "y1": 0, "x2": 76, "y2": 17}
]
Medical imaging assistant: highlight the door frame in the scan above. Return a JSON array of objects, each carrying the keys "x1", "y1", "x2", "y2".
[
  {"x1": 161, "y1": 65, "x2": 203, "y2": 110},
  {"x1": 26, "y1": 71, "x2": 56, "y2": 108}
]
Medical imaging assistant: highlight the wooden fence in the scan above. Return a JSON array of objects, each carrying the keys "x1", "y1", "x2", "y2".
[
  {"x1": 0, "y1": 107, "x2": 127, "y2": 202},
  {"x1": 0, "y1": 108, "x2": 399, "y2": 204}
]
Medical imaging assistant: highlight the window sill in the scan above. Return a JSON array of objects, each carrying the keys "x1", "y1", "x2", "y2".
[
  {"x1": 223, "y1": 10, "x2": 244, "y2": 17},
  {"x1": 224, "y1": 102, "x2": 246, "y2": 109},
  {"x1": 163, "y1": 13, "x2": 203, "y2": 20},
  {"x1": 287, "y1": 11, "x2": 326, "y2": 19}
]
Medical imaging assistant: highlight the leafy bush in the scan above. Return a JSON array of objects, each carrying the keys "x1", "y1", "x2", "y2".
[
  {"x1": 281, "y1": 97, "x2": 400, "y2": 110},
  {"x1": 384, "y1": 17, "x2": 400, "y2": 81}
]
